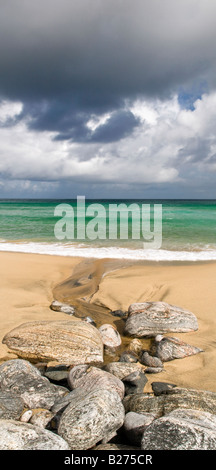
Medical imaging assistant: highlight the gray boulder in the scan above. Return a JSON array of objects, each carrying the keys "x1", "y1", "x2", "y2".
[
  {"x1": 68, "y1": 365, "x2": 125, "y2": 399},
  {"x1": 123, "y1": 370, "x2": 148, "y2": 395},
  {"x1": 125, "y1": 301, "x2": 198, "y2": 337},
  {"x1": 141, "y1": 408, "x2": 216, "y2": 450},
  {"x1": 58, "y1": 388, "x2": 125, "y2": 450},
  {"x1": 0, "y1": 419, "x2": 70, "y2": 450},
  {"x1": 151, "y1": 335, "x2": 203, "y2": 361},
  {"x1": 0, "y1": 391, "x2": 25, "y2": 420},
  {"x1": 124, "y1": 387, "x2": 216, "y2": 418},
  {"x1": 123, "y1": 411, "x2": 156, "y2": 446},
  {"x1": 140, "y1": 351, "x2": 163, "y2": 368},
  {"x1": 104, "y1": 362, "x2": 145, "y2": 381},
  {"x1": 0, "y1": 359, "x2": 67, "y2": 410}
]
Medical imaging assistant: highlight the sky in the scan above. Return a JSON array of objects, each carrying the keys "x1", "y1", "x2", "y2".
[{"x1": 1, "y1": 0, "x2": 216, "y2": 199}]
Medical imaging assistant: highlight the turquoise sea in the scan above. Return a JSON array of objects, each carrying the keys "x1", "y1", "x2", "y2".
[{"x1": 0, "y1": 199, "x2": 216, "y2": 261}]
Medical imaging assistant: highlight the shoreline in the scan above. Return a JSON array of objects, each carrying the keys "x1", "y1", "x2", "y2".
[{"x1": 0, "y1": 251, "x2": 216, "y2": 392}]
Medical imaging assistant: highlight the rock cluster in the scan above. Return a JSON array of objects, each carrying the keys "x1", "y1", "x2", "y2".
[{"x1": 0, "y1": 299, "x2": 213, "y2": 450}]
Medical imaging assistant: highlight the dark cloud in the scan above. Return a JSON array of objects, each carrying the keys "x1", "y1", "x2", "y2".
[{"x1": 1, "y1": 0, "x2": 216, "y2": 141}]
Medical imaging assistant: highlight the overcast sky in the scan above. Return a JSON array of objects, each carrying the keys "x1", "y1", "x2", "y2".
[{"x1": 1, "y1": 0, "x2": 216, "y2": 198}]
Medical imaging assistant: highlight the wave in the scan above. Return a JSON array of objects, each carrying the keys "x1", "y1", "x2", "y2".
[{"x1": 1, "y1": 239, "x2": 216, "y2": 261}]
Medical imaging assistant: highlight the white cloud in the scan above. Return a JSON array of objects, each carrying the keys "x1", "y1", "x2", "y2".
[{"x1": 1, "y1": 91, "x2": 216, "y2": 195}]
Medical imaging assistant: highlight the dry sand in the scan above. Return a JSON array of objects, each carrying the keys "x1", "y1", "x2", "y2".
[{"x1": 0, "y1": 252, "x2": 216, "y2": 393}]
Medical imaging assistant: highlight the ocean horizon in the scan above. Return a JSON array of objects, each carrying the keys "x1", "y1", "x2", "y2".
[{"x1": 1, "y1": 198, "x2": 216, "y2": 261}]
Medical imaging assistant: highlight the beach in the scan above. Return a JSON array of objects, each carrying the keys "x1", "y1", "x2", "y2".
[{"x1": 0, "y1": 251, "x2": 215, "y2": 393}]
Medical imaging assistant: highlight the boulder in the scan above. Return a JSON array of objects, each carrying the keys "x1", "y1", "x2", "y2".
[
  {"x1": 123, "y1": 370, "x2": 148, "y2": 395},
  {"x1": 68, "y1": 365, "x2": 125, "y2": 399},
  {"x1": 93, "y1": 443, "x2": 139, "y2": 450},
  {"x1": 141, "y1": 408, "x2": 216, "y2": 450},
  {"x1": 125, "y1": 301, "x2": 198, "y2": 337},
  {"x1": 123, "y1": 411, "x2": 156, "y2": 446},
  {"x1": 151, "y1": 335, "x2": 203, "y2": 362},
  {"x1": 0, "y1": 359, "x2": 67, "y2": 410},
  {"x1": 140, "y1": 351, "x2": 163, "y2": 368},
  {"x1": 151, "y1": 382, "x2": 177, "y2": 396},
  {"x1": 104, "y1": 362, "x2": 144, "y2": 381},
  {"x1": 2, "y1": 319, "x2": 104, "y2": 365},
  {"x1": 123, "y1": 387, "x2": 216, "y2": 418},
  {"x1": 98, "y1": 324, "x2": 121, "y2": 350},
  {"x1": 0, "y1": 419, "x2": 70, "y2": 450},
  {"x1": 58, "y1": 388, "x2": 125, "y2": 450},
  {"x1": 0, "y1": 391, "x2": 25, "y2": 420},
  {"x1": 119, "y1": 351, "x2": 138, "y2": 363}
]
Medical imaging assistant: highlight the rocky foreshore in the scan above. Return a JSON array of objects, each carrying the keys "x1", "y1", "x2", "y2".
[{"x1": 0, "y1": 300, "x2": 215, "y2": 450}]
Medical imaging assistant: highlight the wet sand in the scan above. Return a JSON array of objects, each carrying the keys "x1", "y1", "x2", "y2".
[{"x1": 0, "y1": 252, "x2": 216, "y2": 392}]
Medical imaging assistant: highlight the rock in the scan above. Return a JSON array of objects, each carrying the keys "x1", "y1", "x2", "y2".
[
  {"x1": 0, "y1": 359, "x2": 67, "y2": 410},
  {"x1": 104, "y1": 362, "x2": 144, "y2": 381},
  {"x1": 3, "y1": 319, "x2": 104, "y2": 365},
  {"x1": 98, "y1": 324, "x2": 121, "y2": 351},
  {"x1": 30, "y1": 409, "x2": 54, "y2": 428},
  {"x1": 93, "y1": 443, "x2": 140, "y2": 450},
  {"x1": 140, "y1": 351, "x2": 163, "y2": 368},
  {"x1": 58, "y1": 388, "x2": 125, "y2": 450},
  {"x1": 151, "y1": 382, "x2": 177, "y2": 396},
  {"x1": 44, "y1": 364, "x2": 69, "y2": 383},
  {"x1": 123, "y1": 411, "x2": 156, "y2": 446},
  {"x1": 82, "y1": 316, "x2": 97, "y2": 327},
  {"x1": 145, "y1": 367, "x2": 164, "y2": 374},
  {"x1": 123, "y1": 370, "x2": 148, "y2": 395},
  {"x1": 128, "y1": 339, "x2": 143, "y2": 356},
  {"x1": 125, "y1": 301, "x2": 198, "y2": 337},
  {"x1": 93, "y1": 443, "x2": 139, "y2": 450},
  {"x1": 0, "y1": 391, "x2": 25, "y2": 420},
  {"x1": 123, "y1": 387, "x2": 216, "y2": 418},
  {"x1": 110, "y1": 310, "x2": 127, "y2": 318},
  {"x1": 141, "y1": 408, "x2": 216, "y2": 450},
  {"x1": 20, "y1": 410, "x2": 33, "y2": 423},
  {"x1": 68, "y1": 365, "x2": 125, "y2": 399},
  {"x1": 0, "y1": 419, "x2": 70, "y2": 450},
  {"x1": 151, "y1": 335, "x2": 203, "y2": 362},
  {"x1": 119, "y1": 351, "x2": 138, "y2": 363},
  {"x1": 50, "y1": 300, "x2": 75, "y2": 315}
]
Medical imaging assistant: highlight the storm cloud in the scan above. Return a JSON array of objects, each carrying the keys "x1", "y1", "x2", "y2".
[{"x1": 1, "y1": 0, "x2": 216, "y2": 197}]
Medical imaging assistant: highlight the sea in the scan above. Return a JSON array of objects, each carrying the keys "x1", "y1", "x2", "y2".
[{"x1": 1, "y1": 199, "x2": 216, "y2": 261}]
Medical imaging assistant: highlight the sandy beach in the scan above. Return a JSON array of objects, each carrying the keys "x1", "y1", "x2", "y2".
[{"x1": 0, "y1": 251, "x2": 216, "y2": 393}]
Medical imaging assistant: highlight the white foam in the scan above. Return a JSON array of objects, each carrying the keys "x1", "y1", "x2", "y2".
[{"x1": 0, "y1": 239, "x2": 216, "y2": 261}]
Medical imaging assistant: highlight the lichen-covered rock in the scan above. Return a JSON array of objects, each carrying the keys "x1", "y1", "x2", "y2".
[
  {"x1": 2, "y1": 319, "x2": 104, "y2": 365},
  {"x1": 0, "y1": 359, "x2": 67, "y2": 410},
  {"x1": 0, "y1": 419, "x2": 70, "y2": 450},
  {"x1": 58, "y1": 388, "x2": 125, "y2": 450},
  {"x1": 151, "y1": 335, "x2": 203, "y2": 362},
  {"x1": 0, "y1": 391, "x2": 25, "y2": 420},
  {"x1": 125, "y1": 301, "x2": 198, "y2": 337},
  {"x1": 68, "y1": 365, "x2": 125, "y2": 399},
  {"x1": 141, "y1": 408, "x2": 216, "y2": 450}
]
